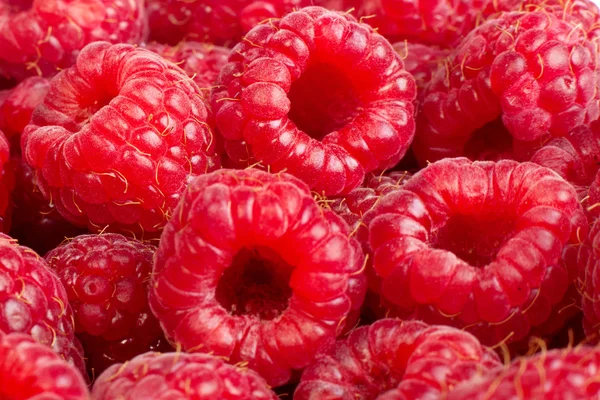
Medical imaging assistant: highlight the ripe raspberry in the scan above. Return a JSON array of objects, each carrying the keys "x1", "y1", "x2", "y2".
[
  {"x1": 0, "y1": 233, "x2": 83, "y2": 369},
  {"x1": 364, "y1": 158, "x2": 586, "y2": 347},
  {"x1": 448, "y1": 346, "x2": 600, "y2": 399},
  {"x1": 576, "y1": 219, "x2": 600, "y2": 337},
  {"x1": 0, "y1": 76, "x2": 49, "y2": 142},
  {"x1": 146, "y1": 0, "x2": 309, "y2": 46},
  {"x1": 92, "y1": 351, "x2": 277, "y2": 400},
  {"x1": 0, "y1": 0, "x2": 147, "y2": 80},
  {"x1": 9, "y1": 157, "x2": 85, "y2": 256},
  {"x1": 416, "y1": 10, "x2": 600, "y2": 164},
  {"x1": 149, "y1": 168, "x2": 366, "y2": 386},
  {"x1": 0, "y1": 130, "x2": 12, "y2": 232},
  {"x1": 394, "y1": 42, "x2": 447, "y2": 96},
  {"x1": 144, "y1": 41, "x2": 230, "y2": 99},
  {"x1": 0, "y1": 331, "x2": 88, "y2": 400},
  {"x1": 45, "y1": 233, "x2": 171, "y2": 375},
  {"x1": 587, "y1": 170, "x2": 600, "y2": 220},
  {"x1": 295, "y1": 319, "x2": 501, "y2": 399},
  {"x1": 212, "y1": 7, "x2": 416, "y2": 195},
  {"x1": 21, "y1": 41, "x2": 221, "y2": 237}
]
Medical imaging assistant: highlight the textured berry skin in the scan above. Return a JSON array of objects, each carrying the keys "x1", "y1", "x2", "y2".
[
  {"x1": 146, "y1": 0, "x2": 309, "y2": 46},
  {"x1": 0, "y1": 0, "x2": 147, "y2": 80},
  {"x1": 0, "y1": 130, "x2": 12, "y2": 232},
  {"x1": 0, "y1": 233, "x2": 83, "y2": 370},
  {"x1": 577, "y1": 219, "x2": 600, "y2": 337},
  {"x1": 394, "y1": 42, "x2": 447, "y2": 96},
  {"x1": 212, "y1": 6, "x2": 416, "y2": 196},
  {"x1": 295, "y1": 319, "x2": 501, "y2": 399},
  {"x1": 92, "y1": 351, "x2": 277, "y2": 400},
  {"x1": 22, "y1": 42, "x2": 221, "y2": 237},
  {"x1": 144, "y1": 41, "x2": 230, "y2": 99},
  {"x1": 0, "y1": 331, "x2": 88, "y2": 400},
  {"x1": 448, "y1": 346, "x2": 600, "y2": 399},
  {"x1": 10, "y1": 157, "x2": 85, "y2": 256},
  {"x1": 149, "y1": 168, "x2": 367, "y2": 386},
  {"x1": 45, "y1": 233, "x2": 170, "y2": 375},
  {"x1": 0, "y1": 76, "x2": 49, "y2": 141},
  {"x1": 415, "y1": 10, "x2": 600, "y2": 164},
  {"x1": 364, "y1": 158, "x2": 587, "y2": 347}
]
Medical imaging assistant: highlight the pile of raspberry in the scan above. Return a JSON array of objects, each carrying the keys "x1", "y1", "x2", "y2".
[{"x1": 1, "y1": 0, "x2": 600, "y2": 398}]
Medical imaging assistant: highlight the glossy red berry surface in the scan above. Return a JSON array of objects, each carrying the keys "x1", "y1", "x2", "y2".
[
  {"x1": 0, "y1": 76, "x2": 49, "y2": 142},
  {"x1": 212, "y1": 6, "x2": 416, "y2": 195},
  {"x1": 295, "y1": 319, "x2": 501, "y2": 399},
  {"x1": 0, "y1": 233, "x2": 83, "y2": 369},
  {"x1": 576, "y1": 219, "x2": 600, "y2": 337},
  {"x1": 149, "y1": 168, "x2": 366, "y2": 386},
  {"x1": 22, "y1": 41, "x2": 221, "y2": 237},
  {"x1": 46, "y1": 233, "x2": 170, "y2": 375},
  {"x1": 92, "y1": 351, "x2": 277, "y2": 400},
  {"x1": 0, "y1": 0, "x2": 147, "y2": 80},
  {"x1": 416, "y1": 10, "x2": 599, "y2": 164},
  {"x1": 0, "y1": 331, "x2": 89, "y2": 400},
  {"x1": 364, "y1": 158, "x2": 586, "y2": 347},
  {"x1": 448, "y1": 346, "x2": 600, "y2": 399},
  {"x1": 0, "y1": 129, "x2": 12, "y2": 232},
  {"x1": 144, "y1": 41, "x2": 230, "y2": 99}
]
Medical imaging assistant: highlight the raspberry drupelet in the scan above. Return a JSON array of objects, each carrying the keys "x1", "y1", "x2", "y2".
[
  {"x1": 415, "y1": 9, "x2": 599, "y2": 164},
  {"x1": 212, "y1": 6, "x2": 417, "y2": 196},
  {"x1": 149, "y1": 168, "x2": 367, "y2": 387},
  {"x1": 92, "y1": 351, "x2": 277, "y2": 400},
  {"x1": 0, "y1": 130, "x2": 12, "y2": 232},
  {"x1": 0, "y1": 233, "x2": 84, "y2": 371},
  {"x1": 21, "y1": 41, "x2": 221, "y2": 237},
  {"x1": 0, "y1": 76, "x2": 49, "y2": 142},
  {"x1": 448, "y1": 346, "x2": 600, "y2": 399},
  {"x1": 393, "y1": 41, "x2": 448, "y2": 98},
  {"x1": 0, "y1": 0, "x2": 147, "y2": 81},
  {"x1": 295, "y1": 319, "x2": 502, "y2": 399},
  {"x1": 576, "y1": 219, "x2": 600, "y2": 339},
  {"x1": 144, "y1": 41, "x2": 230, "y2": 99},
  {"x1": 145, "y1": 0, "x2": 309, "y2": 47},
  {"x1": 363, "y1": 158, "x2": 587, "y2": 347},
  {"x1": 0, "y1": 331, "x2": 89, "y2": 400},
  {"x1": 46, "y1": 233, "x2": 171, "y2": 375}
]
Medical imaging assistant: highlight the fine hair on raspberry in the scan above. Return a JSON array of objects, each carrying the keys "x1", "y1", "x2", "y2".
[
  {"x1": 212, "y1": 6, "x2": 416, "y2": 195},
  {"x1": 364, "y1": 157, "x2": 587, "y2": 347},
  {"x1": 149, "y1": 168, "x2": 366, "y2": 386},
  {"x1": 21, "y1": 41, "x2": 221, "y2": 237}
]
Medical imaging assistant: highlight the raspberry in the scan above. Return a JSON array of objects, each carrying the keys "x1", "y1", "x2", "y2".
[
  {"x1": 576, "y1": 219, "x2": 600, "y2": 337},
  {"x1": 295, "y1": 319, "x2": 501, "y2": 399},
  {"x1": 448, "y1": 346, "x2": 600, "y2": 399},
  {"x1": 416, "y1": 10, "x2": 600, "y2": 164},
  {"x1": 0, "y1": 0, "x2": 147, "y2": 80},
  {"x1": 394, "y1": 42, "x2": 447, "y2": 96},
  {"x1": 0, "y1": 233, "x2": 83, "y2": 370},
  {"x1": 92, "y1": 351, "x2": 277, "y2": 400},
  {"x1": 0, "y1": 130, "x2": 12, "y2": 232},
  {"x1": 212, "y1": 7, "x2": 416, "y2": 195},
  {"x1": 0, "y1": 76, "x2": 49, "y2": 142},
  {"x1": 0, "y1": 331, "x2": 88, "y2": 400},
  {"x1": 9, "y1": 157, "x2": 85, "y2": 256},
  {"x1": 21, "y1": 41, "x2": 221, "y2": 237},
  {"x1": 146, "y1": 0, "x2": 309, "y2": 46},
  {"x1": 149, "y1": 168, "x2": 366, "y2": 386},
  {"x1": 45, "y1": 233, "x2": 171, "y2": 375},
  {"x1": 364, "y1": 158, "x2": 587, "y2": 347},
  {"x1": 144, "y1": 41, "x2": 230, "y2": 99},
  {"x1": 587, "y1": 171, "x2": 600, "y2": 220}
]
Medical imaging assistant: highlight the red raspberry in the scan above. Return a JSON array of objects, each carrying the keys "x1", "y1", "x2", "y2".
[
  {"x1": 416, "y1": 10, "x2": 600, "y2": 164},
  {"x1": 0, "y1": 0, "x2": 147, "y2": 81},
  {"x1": 587, "y1": 171, "x2": 600, "y2": 220},
  {"x1": 21, "y1": 41, "x2": 221, "y2": 237},
  {"x1": 0, "y1": 76, "x2": 49, "y2": 142},
  {"x1": 149, "y1": 168, "x2": 366, "y2": 386},
  {"x1": 0, "y1": 331, "x2": 88, "y2": 400},
  {"x1": 9, "y1": 157, "x2": 85, "y2": 256},
  {"x1": 0, "y1": 233, "x2": 83, "y2": 370},
  {"x1": 45, "y1": 233, "x2": 171, "y2": 375},
  {"x1": 92, "y1": 351, "x2": 277, "y2": 400},
  {"x1": 576, "y1": 219, "x2": 600, "y2": 337},
  {"x1": 394, "y1": 42, "x2": 447, "y2": 96},
  {"x1": 364, "y1": 158, "x2": 587, "y2": 347},
  {"x1": 146, "y1": 0, "x2": 309, "y2": 46},
  {"x1": 295, "y1": 319, "x2": 501, "y2": 399},
  {"x1": 0, "y1": 130, "x2": 12, "y2": 232},
  {"x1": 144, "y1": 41, "x2": 230, "y2": 99},
  {"x1": 212, "y1": 7, "x2": 416, "y2": 196},
  {"x1": 448, "y1": 346, "x2": 600, "y2": 399}
]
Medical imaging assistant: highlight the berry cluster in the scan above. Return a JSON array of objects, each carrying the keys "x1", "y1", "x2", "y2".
[{"x1": 0, "y1": 0, "x2": 599, "y2": 398}]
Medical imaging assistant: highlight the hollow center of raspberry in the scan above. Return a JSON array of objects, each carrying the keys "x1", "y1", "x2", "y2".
[
  {"x1": 463, "y1": 119, "x2": 514, "y2": 161},
  {"x1": 215, "y1": 247, "x2": 293, "y2": 320},
  {"x1": 431, "y1": 214, "x2": 515, "y2": 267},
  {"x1": 288, "y1": 63, "x2": 362, "y2": 140},
  {"x1": 75, "y1": 96, "x2": 113, "y2": 127},
  {"x1": 4, "y1": 0, "x2": 33, "y2": 12}
]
